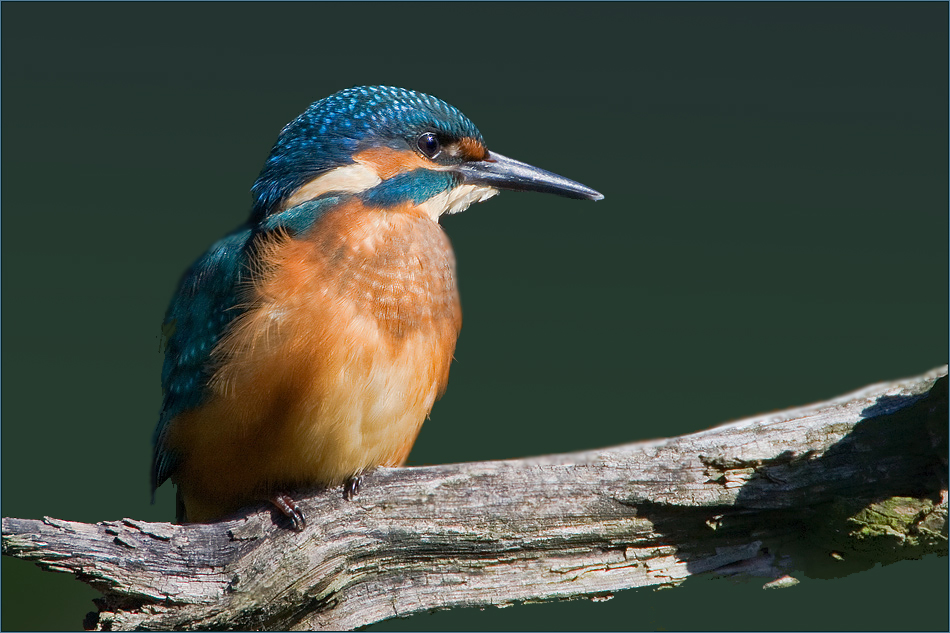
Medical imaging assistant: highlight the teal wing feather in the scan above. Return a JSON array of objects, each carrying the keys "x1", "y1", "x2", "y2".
[
  {"x1": 151, "y1": 225, "x2": 254, "y2": 495},
  {"x1": 150, "y1": 198, "x2": 339, "y2": 496}
]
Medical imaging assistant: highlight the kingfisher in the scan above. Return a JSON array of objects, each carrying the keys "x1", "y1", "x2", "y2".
[{"x1": 151, "y1": 86, "x2": 603, "y2": 528}]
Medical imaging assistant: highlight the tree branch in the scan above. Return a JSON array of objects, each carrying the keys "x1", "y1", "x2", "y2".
[{"x1": 4, "y1": 366, "x2": 947, "y2": 630}]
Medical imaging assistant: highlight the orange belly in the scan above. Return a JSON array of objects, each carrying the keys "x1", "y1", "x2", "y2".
[{"x1": 167, "y1": 202, "x2": 461, "y2": 522}]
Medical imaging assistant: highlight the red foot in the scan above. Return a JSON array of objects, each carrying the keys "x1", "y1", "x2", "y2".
[{"x1": 271, "y1": 493, "x2": 306, "y2": 531}]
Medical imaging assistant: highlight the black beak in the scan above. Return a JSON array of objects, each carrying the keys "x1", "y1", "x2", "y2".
[{"x1": 456, "y1": 151, "x2": 604, "y2": 201}]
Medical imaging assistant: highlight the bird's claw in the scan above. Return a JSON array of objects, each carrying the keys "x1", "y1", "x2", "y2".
[
  {"x1": 271, "y1": 493, "x2": 306, "y2": 531},
  {"x1": 343, "y1": 475, "x2": 362, "y2": 500}
]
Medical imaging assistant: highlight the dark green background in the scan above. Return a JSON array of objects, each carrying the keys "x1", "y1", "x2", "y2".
[{"x1": 2, "y1": 2, "x2": 947, "y2": 630}]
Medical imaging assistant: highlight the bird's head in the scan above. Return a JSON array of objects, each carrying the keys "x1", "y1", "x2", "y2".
[{"x1": 250, "y1": 86, "x2": 602, "y2": 223}]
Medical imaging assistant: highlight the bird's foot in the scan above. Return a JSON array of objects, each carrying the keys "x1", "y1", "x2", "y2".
[
  {"x1": 270, "y1": 493, "x2": 306, "y2": 531},
  {"x1": 343, "y1": 475, "x2": 362, "y2": 501}
]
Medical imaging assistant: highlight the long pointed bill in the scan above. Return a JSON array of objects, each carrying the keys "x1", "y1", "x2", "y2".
[{"x1": 456, "y1": 151, "x2": 604, "y2": 201}]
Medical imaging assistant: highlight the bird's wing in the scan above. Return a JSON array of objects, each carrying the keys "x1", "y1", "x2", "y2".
[
  {"x1": 151, "y1": 198, "x2": 341, "y2": 494},
  {"x1": 151, "y1": 225, "x2": 254, "y2": 493}
]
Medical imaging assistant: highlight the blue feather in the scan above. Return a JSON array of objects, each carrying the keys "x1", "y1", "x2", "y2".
[
  {"x1": 259, "y1": 196, "x2": 342, "y2": 235},
  {"x1": 250, "y1": 86, "x2": 483, "y2": 221},
  {"x1": 361, "y1": 169, "x2": 459, "y2": 208},
  {"x1": 151, "y1": 198, "x2": 339, "y2": 494},
  {"x1": 151, "y1": 226, "x2": 252, "y2": 492},
  {"x1": 153, "y1": 86, "x2": 484, "y2": 497}
]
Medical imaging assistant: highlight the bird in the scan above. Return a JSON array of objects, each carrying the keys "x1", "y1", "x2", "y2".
[{"x1": 151, "y1": 85, "x2": 603, "y2": 528}]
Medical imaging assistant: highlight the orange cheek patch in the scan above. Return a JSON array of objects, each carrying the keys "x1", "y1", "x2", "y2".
[
  {"x1": 458, "y1": 137, "x2": 488, "y2": 160},
  {"x1": 354, "y1": 147, "x2": 433, "y2": 180}
]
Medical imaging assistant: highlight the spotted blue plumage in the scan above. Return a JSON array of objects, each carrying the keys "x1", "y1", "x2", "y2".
[
  {"x1": 151, "y1": 86, "x2": 481, "y2": 496},
  {"x1": 250, "y1": 86, "x2": 484, "y2": 221}
]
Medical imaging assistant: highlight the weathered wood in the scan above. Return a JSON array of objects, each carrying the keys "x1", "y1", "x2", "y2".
[{"x1": 3, "y1": 365, "x2": 947, "y2": 631}]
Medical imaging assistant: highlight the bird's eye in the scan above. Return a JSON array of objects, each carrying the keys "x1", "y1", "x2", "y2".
[{"x1": 417, "y1": 132, "x2": 441, "y2": 158}]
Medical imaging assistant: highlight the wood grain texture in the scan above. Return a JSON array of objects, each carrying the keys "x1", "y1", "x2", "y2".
[{"x1": 3, "y1": 365, "x2": 947, "y2": 631}]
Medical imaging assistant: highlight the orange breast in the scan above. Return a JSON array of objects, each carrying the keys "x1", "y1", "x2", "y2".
[{"x1": 167, "y1": 201, "x2": 461, "y2": 522}]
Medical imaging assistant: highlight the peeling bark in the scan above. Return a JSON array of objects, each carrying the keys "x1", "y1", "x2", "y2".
[{"x1": 3, "y1": 366, "x2": 947, "y2": 631}]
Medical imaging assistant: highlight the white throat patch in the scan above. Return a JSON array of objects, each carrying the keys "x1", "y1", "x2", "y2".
[{"x1": 418, "y1": 184, "x2": 499, "y2": 222}]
